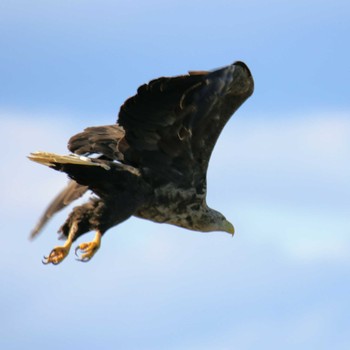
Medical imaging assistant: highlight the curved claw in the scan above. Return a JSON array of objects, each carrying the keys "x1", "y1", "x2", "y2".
[
  {"x1": 74, "y1": 245, "x2": 80, "y2": 258},
  {"x1": 74, "y1": 246, "x2": 93, "y2": 262},
  {"x1": 74, "y1": 231, "x2": 102, "y2": 263},
  {"x1": 42, "y1": 244, "x2": 71, "y2": 265},
  {"x1": 75, "y1": 256, "x2": 91, "y2": 263},
  {"x1": 42, "y1": 255, "x2": 60, "y2": 265},
  {"x1": 74, "y1": 243, "x2": 98, "y2": 262}
]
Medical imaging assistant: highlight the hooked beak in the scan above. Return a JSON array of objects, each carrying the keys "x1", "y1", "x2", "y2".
[{"x1": 224, "y1": 220, "x2": 235, "y2": 236}]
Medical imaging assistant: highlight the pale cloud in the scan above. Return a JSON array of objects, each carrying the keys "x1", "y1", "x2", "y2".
[
  {"x1": 0, "y1": 111, "x2": 350, "y2": 249},
  {"x1": 1, "y1": 109, "x2": 349, "y2": 350},
  {"x1": 208, "y1": 110, "x2": 350, "y2": 264},
  {"x1": 172, "y1": 302, "x2": 344, "y2": 350},
  {"x1": 288, "y1": 238, "x2": 349, "y2": 263},
  {"x1": 2, "y1": 109, "x2": 349, "y2": 265},
  {"x1": 0, "y1": 111, "x2": 76, "y2": 215},
  {"x1": 211, "y1": 110, "x2": 350, "y2": 177}
]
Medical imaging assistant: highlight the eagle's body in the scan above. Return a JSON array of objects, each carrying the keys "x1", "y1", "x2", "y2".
[{"x1": 29, "y1": 61, "x2": 254, "y2": 264}]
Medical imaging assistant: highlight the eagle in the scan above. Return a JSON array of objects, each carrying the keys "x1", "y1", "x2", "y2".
[{"x1": 28, "y1": 61, "x2": 254, "y2": 265}]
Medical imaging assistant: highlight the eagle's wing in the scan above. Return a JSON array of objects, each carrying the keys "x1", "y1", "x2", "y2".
[
  {"x1": 68, "y1": 124, "x2": 128, "y2": 161},
  {"x1": 118, "y1": 61, "x2": 254, "y2": 190},
  {"x1": 67, "y1": 62, "x2": 253, "y2": 192},
  {"x1": 118, "y1": 72, "x2": 206, "y2": 185},
  {"x1": 30, "y1": 180, "x2": 88, "y2": 239}
]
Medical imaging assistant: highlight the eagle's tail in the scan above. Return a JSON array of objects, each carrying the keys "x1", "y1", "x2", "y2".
[
  {"x1": 28, "y1": 152, "x2": 111, "y2": 170},
  {"x1": 28, "y1": 151, "x2": 142, "y2": 200}
]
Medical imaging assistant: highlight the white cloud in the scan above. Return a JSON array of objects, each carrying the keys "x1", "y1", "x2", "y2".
[
  {"x1": 170, "y1": 302, "x2": 343, "y2": 350},
  {"x1": 288, "y1": 238, "x2": 349, "y2": 263},
  {"x1": 1, "y1": 111, "x2": 86, "y2": 213},
  {"x1": 208, "y1": 110, "x2": 350, "y2": 263},
  {"x1": 2, "y1": 109, "x2": 349, "y2": 265},
  {"x1": 211, "y1": 110, "x2": 350, "y2": 179}
]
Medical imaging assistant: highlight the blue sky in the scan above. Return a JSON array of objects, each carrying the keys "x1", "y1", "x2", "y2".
[{"x1": 1, "y1": 1, "x2": 349, "y2": 349}]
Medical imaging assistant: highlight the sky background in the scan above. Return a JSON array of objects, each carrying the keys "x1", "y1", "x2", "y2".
[{"x1": 1, "y1": 0, "x2": 349, "y2": 349}]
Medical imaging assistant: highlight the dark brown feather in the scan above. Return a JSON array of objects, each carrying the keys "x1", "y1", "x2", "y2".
[
  {"x1": 118, "y1": 62, "x2": 254, "y2": 192},
  {"x1": 30, "y1": 181, "x2": 87, "y2": 239},
  {"x1": 68, "y1": 124, "x2": 127, "y2": 161}
]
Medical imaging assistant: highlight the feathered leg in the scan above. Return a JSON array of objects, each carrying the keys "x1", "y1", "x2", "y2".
[
  {"x1": 42, "y1": 197, "x2": 135, "y2": 264},
  {"x1": 43, "y1": 199, "x2": 102, "y2": 265}
]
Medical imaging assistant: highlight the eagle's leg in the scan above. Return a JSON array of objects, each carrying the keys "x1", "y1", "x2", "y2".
[
  {"x1": 75, "y1": 230, "x2": 102, "y2": 262},
  {"x1": 42, "y1": 222, "x2": 77, "y2": 265}
]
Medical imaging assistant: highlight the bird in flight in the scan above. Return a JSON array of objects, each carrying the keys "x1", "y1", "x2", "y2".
[{"x1": 29, "y1": 61, "x2": 254, "y2": 265}]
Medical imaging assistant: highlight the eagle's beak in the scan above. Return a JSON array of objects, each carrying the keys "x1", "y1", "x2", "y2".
[{"x1": 224, "y1": 221, "x2": 235, "y2": 236}]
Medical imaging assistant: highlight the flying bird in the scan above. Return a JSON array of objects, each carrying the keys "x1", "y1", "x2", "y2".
[{"x1": 28, "y1": 61, "x2": 254, "y2": 265}]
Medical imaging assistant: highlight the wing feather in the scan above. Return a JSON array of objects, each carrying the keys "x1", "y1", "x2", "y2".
[
  {"x1": 68, "y1": 124, "x2": 128, "y2": 161},
  {"x1": 117, "y1": 62, "x2": 254, "y2": 191},
  {"x1": 30, "y1": 181, "x2": 88, "y2": 239}
]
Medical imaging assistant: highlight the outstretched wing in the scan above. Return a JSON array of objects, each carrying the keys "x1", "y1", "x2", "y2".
[
  {"x1": 118, "y1": 61, "x2": 254, "y2": 191},
  {"x1": 67, "y1": 62, "x2": 253, "y2": 192}
]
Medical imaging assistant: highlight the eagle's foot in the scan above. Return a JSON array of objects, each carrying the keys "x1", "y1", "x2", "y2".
[
  {"x1": 42, "y1": 242, "x2": 72, "y2": 265},
  {"x1": 75, "y1": 231, "x2": 102, "y2": 262},
  {"x1": 42, "y1": 222, "x2": 77, "y2": 265}
]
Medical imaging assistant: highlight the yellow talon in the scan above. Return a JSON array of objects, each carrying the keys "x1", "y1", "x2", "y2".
[
  {"x1": 42, "y1": 222, "x2": 77, "y2": 265},
  {"x1": 75, "y1": 231, "x2": 102, "y2": 262},
  {"x1": 42, "y1": 239, "x2": 73, "y2": 265}
]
